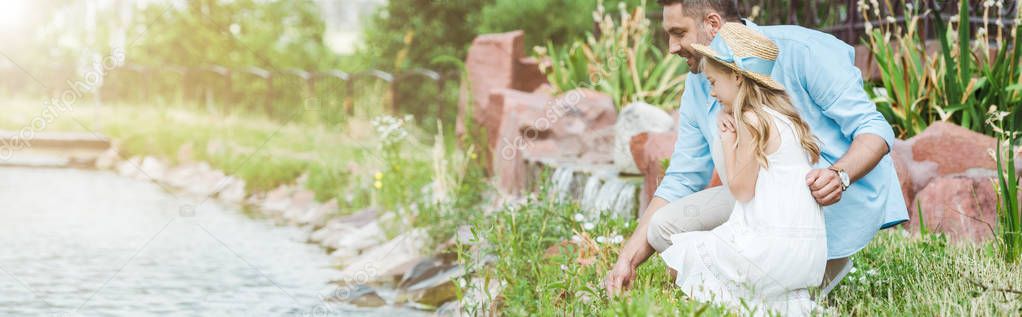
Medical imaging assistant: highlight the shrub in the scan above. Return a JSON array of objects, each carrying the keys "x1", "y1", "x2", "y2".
[{"x1": 535, "y1": 1, "x2": 687, "y2": 110}]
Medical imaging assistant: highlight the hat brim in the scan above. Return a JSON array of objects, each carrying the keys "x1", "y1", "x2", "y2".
[{"x1": 690, "y1": 43, "x2": 785, "y2": 91}]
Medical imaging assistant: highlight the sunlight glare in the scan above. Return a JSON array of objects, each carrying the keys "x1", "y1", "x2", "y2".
[{"x1": 0, "y1": 1, "x2": 30, "y2": 29}]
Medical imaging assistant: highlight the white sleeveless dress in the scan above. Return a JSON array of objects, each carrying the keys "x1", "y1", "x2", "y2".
[{"x1": 660, "y1": 107, "x2": 827, "y2": 316}]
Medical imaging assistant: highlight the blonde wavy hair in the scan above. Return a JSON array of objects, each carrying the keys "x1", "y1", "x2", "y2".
[{"x1": 703, "y1": 58, "x2": 821, "y2": 168}]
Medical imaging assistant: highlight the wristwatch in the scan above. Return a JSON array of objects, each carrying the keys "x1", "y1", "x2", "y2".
[{"x1": 829, "y1": 166, "x2": 850, "y2": 191}]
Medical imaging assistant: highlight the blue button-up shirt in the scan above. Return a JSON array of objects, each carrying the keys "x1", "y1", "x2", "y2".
[{"x1": 653, "y1": 20, "x2": 909, "y2": 259}]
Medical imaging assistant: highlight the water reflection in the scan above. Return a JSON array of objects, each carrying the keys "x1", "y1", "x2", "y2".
[{"x1": 0, "y1": 167, "x2": 415, "y2": 316}]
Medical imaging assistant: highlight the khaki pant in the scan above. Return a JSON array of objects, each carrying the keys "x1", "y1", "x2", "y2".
[
  {"x1": 646, "y1": 186, "x2": 735, "y2": 252},
  {"x1": 646, "y1": 185, "x2": 850, "y2": 292}
]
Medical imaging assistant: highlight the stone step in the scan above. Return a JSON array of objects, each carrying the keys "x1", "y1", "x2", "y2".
[{"x1": 0, "y1": 131, "x2": 111, "y2": 150}]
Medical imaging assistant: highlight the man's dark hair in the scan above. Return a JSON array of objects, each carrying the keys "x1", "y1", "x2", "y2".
[{"x1": 656, "y1": 0, "x2": 742, "y2": 22}]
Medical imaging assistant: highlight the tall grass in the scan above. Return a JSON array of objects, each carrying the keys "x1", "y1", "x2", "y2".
[
  {"x1": 535, "y1": 0, "x2": 687, "y2": 111},
  {"x1": 990, "y1": 107, "x2": 1021, "y2": 262},
  {"x1": 862, "y1": 0, "x2": 1022, "y2": 137}
]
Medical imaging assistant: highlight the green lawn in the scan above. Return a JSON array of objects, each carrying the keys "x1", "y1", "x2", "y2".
[{"x1": 462, "y1": 188, "x2": 1022, "y2": 316}]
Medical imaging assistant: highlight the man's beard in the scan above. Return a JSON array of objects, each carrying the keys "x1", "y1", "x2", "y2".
[{"x1": 687, "y1": 26, "x2": 714, "y2": 74}]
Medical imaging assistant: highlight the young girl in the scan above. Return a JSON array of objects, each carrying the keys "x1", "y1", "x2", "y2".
[{"x1": 660, "y1": 23, "x2": 827, "y2": 316}]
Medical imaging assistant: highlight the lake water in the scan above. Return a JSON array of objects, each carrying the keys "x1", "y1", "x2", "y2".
[{"x1": 0, "y1": 167, "x2": 417, "y2": 316}]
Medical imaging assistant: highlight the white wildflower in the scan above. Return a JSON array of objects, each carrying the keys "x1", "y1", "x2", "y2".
[
  {"x1": 571, "y1": 235, "x2": 582, "y2": 243},
  {"x1": 611, "y1": 235, "x2": 624, "y2": 244},
  {"x1": 573, "y1": 213, "x2": 585, "y2": 222},
  {"x1": 867, "y1": 269, "x2": 879, "y2": 276},
  {"x1": 886, "y1": 16, "x2": 896, "y2": 24},
  {"x1": 371, "y1": 115, "x2": 411, "y2": 146},
  {"x1": 596, "y1": 236, "x2": 608, "y2": 244},
  {"x1": 850, "y1": 267, "x2": 858, "y2": 274},
  {"x1": 583, "y1": 222, "x2": 595, "y2": 231},
  {"x1": 856, "y1": 0, "x2": 868, "y2": 13},
  {"x1": 560, "y1": 264, "x2": 569, "y2": 270}
]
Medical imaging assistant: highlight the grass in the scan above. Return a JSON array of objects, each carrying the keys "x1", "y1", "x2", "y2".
[
  {"x1": 0, "y1": 92, "x2": 433, "y2": 216},
  {"x1": 461, "y1": 180, "x2": 1022, "y2": 316},
  {"x1": 461, "y1": 193, "x2": 728, "y2": 316}
]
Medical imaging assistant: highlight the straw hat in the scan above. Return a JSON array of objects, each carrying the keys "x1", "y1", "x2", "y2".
[{"x1": 691, "y1": 22, "x2": 784, "y2": 91}]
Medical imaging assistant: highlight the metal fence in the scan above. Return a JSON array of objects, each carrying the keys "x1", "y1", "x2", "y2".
[
  {"x1": 646, "y1": 0, "x2": 1019, "y2": 45},
  {"x1": 96, "y1": 64, "x2": 454, "y2": 122}
]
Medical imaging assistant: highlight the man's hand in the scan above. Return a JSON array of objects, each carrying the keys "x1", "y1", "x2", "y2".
[
  {"x1": 604, "y1": 258, "x2": 637, "y2": 297},
  {"x1": 806, "y1": 168, "x2": 843, "y2": 206}
]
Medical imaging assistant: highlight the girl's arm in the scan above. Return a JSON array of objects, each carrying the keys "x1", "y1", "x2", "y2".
[{"x1": 721, "y1": 111, "x2": 762, "y2": 203}]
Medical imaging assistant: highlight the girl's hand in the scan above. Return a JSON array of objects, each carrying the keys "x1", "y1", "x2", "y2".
[{"x1": 718, "y1": 112, "x2": 737, "y2": 144}]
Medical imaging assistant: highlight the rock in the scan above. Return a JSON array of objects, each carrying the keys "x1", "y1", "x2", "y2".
[
  {"x1": 458, "y1": 30, "x2": 526, "y2": 139},
  {"x1": 395, "y1": 256, "x2": 463, "y2": 308},
  {"x1": 549, "y1": 88, "x2": 617, "y2": 140},
  {"x1": 260, "y1": 185, "x2": 293, "y2": 216},
  {"x1": 404, "y1": 280, "x2": 457, "y2": 308},
  {"x1": 487, "y1": 88, "x2": 618, "y2": 194},
  {"x1": 515, "y1": 57, "x2": 548, "y2": 93},
  {"x1": 326, "y1": 221, "x2": 386, "y2": 264},
  {"x1": 336, "y1": 207, "x2": 378, "y2": 228},
  {"x1": 138, "y1": 156, "x2": 167, "y2": 181},
  {"x1": 163, "y1": 163, "x2": 197, "y2": 189},
  {"x1": 890, "y1": 139, "x2": 917, "y2": 209},
  {"x1": 909, "y1": 173, "x2": 999, "y2": 242},
  {"x1": 216, "y1": 176, "x2": 246, "y2": 204},
  {"x1": 435, "y1": 300, "x2": 463, "y2": 317},
  {"x1": 893, "y1": 138, "x2": 940, "y2": 194},
  {"x1": 532, "y1": 83, "x2": 556, "y2": 95},
  {"x1": 380, "y1": 257, "x2": 424, "y2": 287},
  {"x1": 161, "y1": 162, "x2": 228, "y2": 198},
  {"x1": 613, "y1": 102, "x2": 674, "y2": 174},
  {"x1": 629, "y1": 131, "x2": 723, "y2": 212},
  {"x1": 578, "y1": 126, "x2": 616, "y2": 162},
  {"x1": 487, "y1": 88, "x2": 554, "y2": 194},
  {"x1": 397, "y1": 256, "x2": 459, "y2": 289},
  {"x1": 630, "y1": 131, "x2": 676, "y2": 211},
  {"x1": 94, "y1": 146, "x2": 119, "y2": 170},
  {"x1": 298, "y1": 198, "x2": 337, "y2": 228},
  {"x1": 337, "y1": 229, "x2": 426, "y2": 281},
  {"x1": 282, "y1": 189, "x2": 317, "y2": 224},
  {"x1": 910, "y1": 122, "x2": 997, "y2": 175},
  {"x1": 327, "y1": 284, "x2": 386, "y2": 308},
  {"x1": 458, "y1": 31, "x2": 549, "y2": 138},
  {"x1": 309, "y1": 221, "x2": 347, "y2": 244}
]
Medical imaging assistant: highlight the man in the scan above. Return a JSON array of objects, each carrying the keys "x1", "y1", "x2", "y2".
[{"x1": 604, "y1": 0, "x2": 908, "y2": 297}]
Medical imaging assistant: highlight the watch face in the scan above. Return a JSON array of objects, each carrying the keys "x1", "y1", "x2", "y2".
[{"x1": 840, "y1": 171, "x2": 850, "y2": 187}]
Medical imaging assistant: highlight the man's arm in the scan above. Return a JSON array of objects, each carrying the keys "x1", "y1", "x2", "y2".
[
  {"x1": 605, "y1": 75, "x2": 713, "y2": 296},
  {"x1": 797, "y1": 40, "x2": 895, "y2": 205}
]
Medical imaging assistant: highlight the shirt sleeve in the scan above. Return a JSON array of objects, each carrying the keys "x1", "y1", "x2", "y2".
[
  {"x1": 798, "y1": 40, "x2": 896, "y2": 151},
  {"x1": 653, "y1": 76, "x2": 714, "y2": 202}
]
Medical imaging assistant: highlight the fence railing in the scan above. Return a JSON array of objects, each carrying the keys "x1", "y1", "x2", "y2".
[
  {"x1": 0, "y1": 63, "x2": 455, "y2": 123},
  {"x1": 645, "y1": 0, "x2": 1019, "y2": 45}
]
